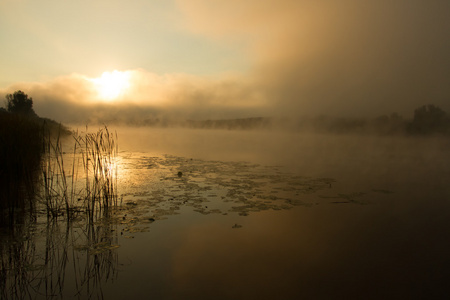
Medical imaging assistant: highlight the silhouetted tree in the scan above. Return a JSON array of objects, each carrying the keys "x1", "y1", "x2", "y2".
[
  {"x1": 5, "y1": 90, "x2": 36, "y2": 116},
  {"x1": 410, "y1": 104, "x2": 449, "y2": 134}
]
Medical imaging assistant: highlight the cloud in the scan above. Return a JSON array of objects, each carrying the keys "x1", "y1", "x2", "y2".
[
  {"x1": 0, "y1": 69, "x2": 267, "y2": 123},
  {"x1": 2, "y1": 1, "x2": 450, "y2": 123},
  {"x1": 177, "y1": 0, "x2": 450, "y2": 117}
]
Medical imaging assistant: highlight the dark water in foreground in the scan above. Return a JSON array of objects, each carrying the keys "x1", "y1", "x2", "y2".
[{"x1": 2, "y1": 128, "x2": 450, "y2": 299}]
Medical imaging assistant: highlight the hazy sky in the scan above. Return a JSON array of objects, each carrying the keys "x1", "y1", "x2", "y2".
[{"x1": 1, "y1": 0, "x2": 449, "y2": 122}]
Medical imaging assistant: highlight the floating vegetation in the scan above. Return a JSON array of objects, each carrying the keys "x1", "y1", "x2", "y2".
[{"x1": 113, "y1": 154, "x2": 389, "y2": 225}]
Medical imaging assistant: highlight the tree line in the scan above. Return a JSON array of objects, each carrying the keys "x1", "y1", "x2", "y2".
[
  {"x1": 1, "y1": 90, "x2": 449, "y2": 135},
  {"x1": 295, "y1": 104, "x2": 450, "y2": 135}
]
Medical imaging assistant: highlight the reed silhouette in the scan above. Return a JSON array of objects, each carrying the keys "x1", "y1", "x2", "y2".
[
  {"x1": 1, "y1": 91, "x2": 120, "y2": 298},
  {"x1": 41, "y1": 126, "x2": 119, "y2": 221},
  {"x1": 0, "y1": 213, "x2": 119, "y2": 299}
]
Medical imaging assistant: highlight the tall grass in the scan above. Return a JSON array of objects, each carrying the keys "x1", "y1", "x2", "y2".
[
  {"x1": 1, "y1": 122, "x2": 120, "y2": 298},
  {"x1": 0, "y1": 114, "x2": 119, "y2": 226},
  {"x1": 42, "y1": 127, "x2": 71, "y2": 218},
  {"x1": 75, "y1": 127, "x2": 119, "y2": 219},
  {"x1": 41, "y1": 126, "x2": 119, "y2": 220}
]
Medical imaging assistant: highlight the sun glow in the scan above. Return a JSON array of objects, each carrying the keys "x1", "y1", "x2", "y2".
[{"x1": 91, "y1": 70, "x2": 130, "y2": 101}]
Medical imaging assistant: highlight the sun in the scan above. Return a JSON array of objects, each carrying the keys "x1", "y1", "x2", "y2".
[{"x1": 90, "y1": 70, "x2": 130, "y2": 101}]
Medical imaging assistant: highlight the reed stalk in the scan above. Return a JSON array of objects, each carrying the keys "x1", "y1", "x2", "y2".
[{"x1": 40, "y1": 126, "x2": 118, "y2": 221}]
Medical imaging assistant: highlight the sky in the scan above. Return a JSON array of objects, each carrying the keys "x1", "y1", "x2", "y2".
[{"x1": 1, "y1": 0, "x2": 449, "y2": 123}]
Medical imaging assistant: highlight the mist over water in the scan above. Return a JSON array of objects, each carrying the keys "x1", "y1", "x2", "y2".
[
  {"x1": 106, "y1": 127, "x2": 450, "y2": 299},
  {"x1": 114, "y1": 127, "x2": 450, "y2": 228},
  {"x1": 116, "y1": 126, "x2": 449, "y2": 185},
  {"x1": 2, "y1": 124, "x2": 450, "y2": 299}
]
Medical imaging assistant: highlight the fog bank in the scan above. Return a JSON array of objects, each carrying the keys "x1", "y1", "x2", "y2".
[{"x1": 2, "y1": 1, "x2": 450, "y2": 123}]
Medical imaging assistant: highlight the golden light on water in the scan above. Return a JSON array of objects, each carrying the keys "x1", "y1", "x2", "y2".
[{"x1": 90, "y1": 70, "x2": 131, "y2": 101}]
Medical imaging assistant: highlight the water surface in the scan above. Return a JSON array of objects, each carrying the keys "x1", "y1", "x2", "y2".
[{"x1": 2, "y1": 128, "x2": 450, "y2": 299}]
